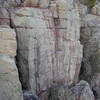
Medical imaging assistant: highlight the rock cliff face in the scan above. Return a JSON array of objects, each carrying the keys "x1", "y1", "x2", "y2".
[
  {"x1": 0, "y1": 0, "x2": 99, "y2": 100},
  {"x1": 12, "y1": 0, "x2": 83, "y2": 94},
  {"x1": 0, "y1": 25, "x2": 23, "y2": 100}
]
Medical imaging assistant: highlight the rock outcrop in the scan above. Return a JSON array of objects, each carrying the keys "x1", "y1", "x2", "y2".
[
  {"x1": 0, "y1": 25, "x2": 23, "y2": 100},
  {"x1": 71, "y1": 80, "x2": 95, "y2": 100},
  {"x1": 1, "y1": 0, "x2": 100, "y2": 100},
  {"x1": 11, "y1": 0, "x2": 83, "y2": 95},
  {"x1": 80, "y1": 1, "x2": 100, "y2": 100},
  {"x1": 90, "y1": 74, "x2": 100, "y2": 99},
  {"x1": 40, "y1": 80, "x2": 94, "y2": 100},
  {"x1": 0, "y1": 25, "x2": 16, "y2": 56}
]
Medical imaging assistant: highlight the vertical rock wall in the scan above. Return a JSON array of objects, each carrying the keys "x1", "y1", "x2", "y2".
[
  {"x1": 0, "y1": 25, "x2": 23, "y2": 100},
  {"x1": 0, "y1": 1, "x2": 24, "y2": 100},
  {"x1": 11, "y1": 0, "x2": 83, "y2": 94},
  {"x1": 0, "y1": 0, "x2": 99, "y2": 100}
]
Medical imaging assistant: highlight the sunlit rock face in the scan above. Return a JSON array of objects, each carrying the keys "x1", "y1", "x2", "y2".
[
  {"x1": 40, "y1": 80, "x2": 95, "y2": 100},
  {"x1": 12, "y1": 0, "x2": 83, "y2": 94},
  {"x1": 0, "y1": 26, "x2": 17, "y2": 56},
  {"x1": 12, "y1": 7, "x2": 56, "y2": 93},
  {"x1": 2, "y1": 0, "x2": 100, "y2": 100},
  {"x1": 0, "y1": 25, "x2": 23, "y2": 100}
]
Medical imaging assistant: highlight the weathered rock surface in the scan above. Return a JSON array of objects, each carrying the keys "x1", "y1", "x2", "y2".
[
  {"x1": 23, "y1": 90, "x2": 39, "y2": 100},
  {"x1": 0, "y1": 59, "x2": 23, "y2": 100},
  {"x1": 0, "y1": 0, "x2": 22, "y2": 7},
  {"x1": 80, "y1": 2, "x2": 100, "y2": 100},
  {"x1": 0, "y1": 26, "x2": 23, "y2": 100},
  {"x1": 0, "y1": 25, "x2": 17, "y2": 56},
  {"x1": 72, "y1": 80, "x2": 95, "y2": 100},
  {"x1": 40, "y1": 80, "x2": 95, "y2": 100},
  {"x1": 12, "y1": 0, "x2": 83, "y2": 94},
  {"x1": 90, "y1": 74, "x2": 100, "y2": 99}
]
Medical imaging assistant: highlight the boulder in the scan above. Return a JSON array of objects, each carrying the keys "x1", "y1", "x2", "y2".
[
  {"x1": 0, "y1": 59, "x2": 23, "y2": 100},
  {"x1": 48, "y1": 85, "x2": 76, "y2": 100},
  {"x1": 80, "y1": 14, "x2": 100, "y2": 79},
  {"x1": 40, "y1": 80, "x2": 95, "y2": 100},
  {"x1": 0, "y1": 8, "x2": 10, "y2": 25},
  {"x1": 80, "y1": 6, "x2": 100, "y2": 98},
  {"x1": 71, "y1": 80, "x2": 95, "y2": 100}
]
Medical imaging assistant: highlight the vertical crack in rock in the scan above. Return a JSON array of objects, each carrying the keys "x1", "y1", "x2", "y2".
[
  {"x1": 33, "y1": 38, "x2": 40, "y2": 94},
  {"x1": 53, "y1": 17, "x2": 60, "y2": 82}
]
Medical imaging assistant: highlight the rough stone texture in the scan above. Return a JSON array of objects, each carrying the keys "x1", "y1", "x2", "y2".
[
  {"x1": 40, "y1": 80, "x2": 95, "y2": 100},
  {"x1": 23, "y1": 0, "x2": 50, "y2": 8},
  {"x1": 12, "y1": 0, "x2": 83, "y2": 95},
  {"x1": 0, "y1": 8, "x2": 10, "y2": 25},
  {"x1": 71, "y1": 80, "x2": 95, "y2": 100},
  {"x1": 90, "y1": 74, "x2": 100, "y2": 99},
  {"x1": 0, "y1": 0, "x2": 22, "y2": 7},
  {"x1": 80, "y1": 2, "x2": 100, "y2": 100},
  {"x1": 80, "y1": 14, "x2": 100, "y2": 78},
  {"x1": 0, "y1": 26, "x2": 23, "y2": 100},
  {"x1": 0, "y1": 59, "x2": 23, "y2": 100},
  {"x1": 79, "y1": 4, "x2": 88, "y2": 27},
  {"x1": 47, "y1": 84, "x2": 76, "y2": 100},
  {"x1": 0, "y1": 0, "x2": 100, "y2": 100},
  {"x1": 0, "y1": 25, "x2": 17, "y2": 56}
]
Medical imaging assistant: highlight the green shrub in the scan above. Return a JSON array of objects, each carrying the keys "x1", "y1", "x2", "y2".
[{"x1": 86, "y1": 0, "x2": 96, "y2": 8}]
